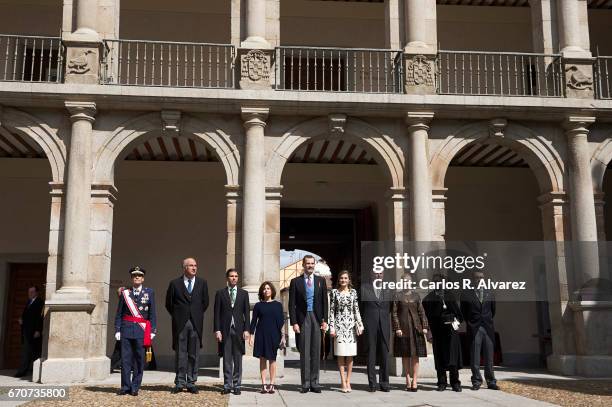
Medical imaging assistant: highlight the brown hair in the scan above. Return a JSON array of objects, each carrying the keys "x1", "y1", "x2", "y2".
[
  {"x1": 258, "y1": 281, "x2": 277, "y2": 301},
  {"x1": 335, "y1": 270, "x2": 353, "y2": 290}
]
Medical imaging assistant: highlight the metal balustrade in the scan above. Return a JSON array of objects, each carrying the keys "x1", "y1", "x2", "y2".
[
  {"x1": 0, "y1": 34, "x2": 64, "y2": 83},
  {"x1": 437, "y1": 50, "x2": 564, "y2": 97},
  {"x1": 101, "y1": 39, "x2": 235, "y2": 88},
  {"x1": 275, "y1": 46, "x2": 403, "y2": 93},
  {"x1": 596, "y1": 56, "x2": 612, "y2": 99}
]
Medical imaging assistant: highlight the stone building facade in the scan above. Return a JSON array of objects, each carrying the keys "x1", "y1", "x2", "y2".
[{"x1": 0, "y1": 0, "x2": 611, "y2": 383}]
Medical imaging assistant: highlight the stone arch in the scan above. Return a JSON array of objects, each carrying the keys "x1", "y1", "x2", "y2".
[
  {"x1": 266, "y1": 116, "x2": 405, "y2": 188},
  {"x1": 93, "y1": 112, "x2": 241, "y2": 185},
  {"x1": 591, "y1": 136, "x2": 612, "y2": 193},
  {"x1": 430, "y1": 121, "x2": 565, "y2": 194},
  {"x1": 1, "y1": 107, "x2": 66, "y2": 183}
]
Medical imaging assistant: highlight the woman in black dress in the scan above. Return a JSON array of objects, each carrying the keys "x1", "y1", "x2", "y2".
[{"x1": 249, "y1": 281, "x2": 285, "y2": 394}]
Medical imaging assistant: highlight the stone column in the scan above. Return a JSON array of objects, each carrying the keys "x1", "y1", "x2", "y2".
[
  {"x1": 226, "y1": 185, "x2": 242, "y2": 270},
  {"x1": 387, "y1": 187, "x2": 409, "y2": 243},
  {"x1": 63, "y1": 0, "x2": 103, "y2": 84},
  {"x1": 264, "y1": 186, "x2": 282, "y2": 285},
  {"x1": 530, "y1": 0, "x2": 558, "y2": 55},
  {"x1": 384, "y1": 0, "x2": 403, "y2": 50},
  {"x1": 241, "y1": 107, "x2": 268, "y2": 299},
  {"x1": 557, "y1": 0, "x2": 594, "y2": 98},
  {"x1": 243, "y1": 0, "x2": 268, "y2": 48},
  {"x1": 402, "y1": 0, "x2": 437, "y2": 94},
  {"x1": 406, "y1": 112, "x2": 434, "y2": 241},
  {"x1": 565, "y1": 116, "x2": 599, "y2": 297},
  {"x1": 86, "y1": 183, "x2": 118, "y2": 380},
  {"x1": 537, "y1": 192, "x2": 577, "y2": 375},
  {"x1": 40, "y1": 102, "x2": 97, "y2": 383},
  {"x1": 431, "y1": 188, "x2": 447, "y2": 242},
  {"x1": 55, "y1": 102, "x2": 96, "y2": 302}
]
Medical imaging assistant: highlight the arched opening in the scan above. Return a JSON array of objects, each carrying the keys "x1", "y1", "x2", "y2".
[
  {"x1": 0, "y1": 123, "x2": 54, "y2": 373},
  {"x1": 444, "y1": 137, "x2": 550, "y2": 369},
  {"x1": 105, "y1": 126, "x2": 231, "y2": 371}
]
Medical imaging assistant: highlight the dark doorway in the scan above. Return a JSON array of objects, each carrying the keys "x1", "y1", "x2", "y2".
[
  {"x1": 280, "y1": 207, "x2": 374, "y2": 288},
  {"x1": 281, "y1": 207, "x2": 374, "y2": 363},
  {"x1": 2, "y1": 263, "x2": 46, "y2": 369}
]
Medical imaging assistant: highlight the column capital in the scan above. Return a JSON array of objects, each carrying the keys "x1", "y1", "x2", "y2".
[
  {"x1": 241, "y1": 107, "x2": 269, "y2": 128},
  {"x1": 91, "y1": 183, "x2": 118, "y2": 203},
  {"x1": 65, "y1": 101, "x2": 96, "y2": 123},
  {"x1": 225, "y1": 184, "x2": 242, "y2": 200},
  {"x1": 266, "y1": 185, "x2": 283, "y2": 201},
  {"x1": 386, "y1": 186, "x2": 407, "y2": 201},
  {"x1": 564, "y1": 116, "x2": 595, "y2": 140},
  {"x1": 406, "y1": 111, "x2": 434, "y2": 130}
]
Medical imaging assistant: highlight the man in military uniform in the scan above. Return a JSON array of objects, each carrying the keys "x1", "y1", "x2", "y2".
[{"x1": 114, "y1": 266, "x2": 157, "y2": 396}]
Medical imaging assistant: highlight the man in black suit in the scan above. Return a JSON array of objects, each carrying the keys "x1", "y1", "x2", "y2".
[
  {"x1": 165, "y1": 257, "x2": 209, "y2": 394},
  {"x1": 361, "y1": 271, "x2": 392, "y2": 392},
  {"x1": 460, "y1": 271, "x2": 499, "y2": 391},
  {"x1": 214, "y1": 268, "x2": 250, "y2": 395},
  {"x1": 15, "y1": 285, "x2": 44, "y2": 377},
  {"x1": 289, "y1": 255, "x2": 328, "y2": 393}
]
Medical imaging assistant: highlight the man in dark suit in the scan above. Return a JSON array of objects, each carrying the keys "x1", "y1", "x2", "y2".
[
  {"x1": 460, "y1": 271, "x2": 499, "y2": 391},
  {"x1": 214, "y1": 268, "x2": 250, "y2": 395},
  {"x1": 15, "y1": 285, "x2": 44, "y2": 377},
  {"x1": 165, "y1": 257, "x2": 209, "y2": 394},
  {"x1": 289, "y1": 255, "x2": 328, "y2": 393},
  {"x1": 114, "y1": 266, "x2": 157, "y2": 396},
  {"x1": 361, "y1": 271, "x2": 392, "y2": 392}
]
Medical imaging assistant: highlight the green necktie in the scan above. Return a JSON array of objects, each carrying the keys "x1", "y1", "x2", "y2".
[
  {"x1": 230, "y1": 287, "x2": 236, "y2": 307},
  {"x1": 478, "y1": 288, "x2": 484, "y2": 303}
]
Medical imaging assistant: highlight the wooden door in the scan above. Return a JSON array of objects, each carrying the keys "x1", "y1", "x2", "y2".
[{"x1": 2, "y1": 263, "x2": 46, "y2": 369}]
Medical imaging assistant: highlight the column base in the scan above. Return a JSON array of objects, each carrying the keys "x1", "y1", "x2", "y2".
[
  {"x1": 35, "y1": 356, "x2": 110, "y2": 383},
  {"x1": 547, "y1": 354, "x2": 577, "y2": 376}
]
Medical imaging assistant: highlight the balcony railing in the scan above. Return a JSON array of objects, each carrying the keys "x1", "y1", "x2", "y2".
[
  {"x1": 275, "y1": 46, "x2": 403, "y2": 93},
  {"x1": 596, "y1": 56, "x2": 612, "y2": 100},
  {"x1": 101, "y1": 39, "x2": 236, "y2": 88},
  {"x1": 0, "y1": 34, "x2": 64, "y2": 83},
  {"x1": 437, "y1": 51, "x2": 564, "y2": 97}
]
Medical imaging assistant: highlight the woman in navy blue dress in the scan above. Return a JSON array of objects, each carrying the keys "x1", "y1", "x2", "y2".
[{"x1": 249, "y1": 281, "x2": 285, "y2": 394}]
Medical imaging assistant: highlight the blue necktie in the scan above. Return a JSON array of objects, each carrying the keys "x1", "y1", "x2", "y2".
[{"x1": 187, "y1": 279, "x2": 193, "y2": 294}]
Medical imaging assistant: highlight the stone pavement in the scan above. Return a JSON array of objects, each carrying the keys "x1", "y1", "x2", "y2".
[
  {"x1": 0, "y1": 360, "x2": 574, "y2": 407},
  {"x1": 228, "y1": 360, "x2": 561, "y2": 407}
]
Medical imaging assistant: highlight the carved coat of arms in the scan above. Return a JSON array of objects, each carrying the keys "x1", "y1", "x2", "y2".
[
  {"x1": 406, "y1": 55, "x2": 434, "y2": 86},
  {"x1": 241, "y1": 50, "x2": 270, "y2": 82}
]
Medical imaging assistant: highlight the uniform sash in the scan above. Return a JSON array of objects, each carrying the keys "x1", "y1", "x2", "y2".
[{"x1": 121, "y1": 289, "x2": 152, "y2": 347}]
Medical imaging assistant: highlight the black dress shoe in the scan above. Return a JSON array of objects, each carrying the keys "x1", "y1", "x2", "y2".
[
  {"x1": 187, "y1": 386, "x2": 199, "y2": 394},
  {"x1": 379, "y1": 386, "x2": 390, "y2": 392},
  {"x1": 116, "y1": 390, "x2": 128, "y2": 396},
  {"x1": 14, "y1": 372, "x2": 26, "y2": 378},
  {"x1": 233, "y1": 388, "x2": 241, "y2": 395},
  {"x1": 488, "y1": 384, "x2": 500, "y2": 390},
  {"x1": 368, "y1": 386, "x2": 376, "y2": 392},
  {"x1": 436, "y1": 384, "x2": 447, "y2": 391},
  {"x1": 310, "y1": 387, "x2": 321, "y2": 393},
  {"x1": 221, "y1": 388, "x2": 231, "y2": 395},
  {"x1": 130, "y1": 391, "x2": 138, "y2": 396},
  {"x1": 471, "y1": 384, "x2": 481, "y2": 391},
  {"x1": 300, "y1": 388, "x2": 309, "y2": 393},
  {"x1": 452, "y1": 385, "x2": 462, "y2": 392},
  {"x1": 171, "y1": 386, "x2": 184, "y2": 394}
]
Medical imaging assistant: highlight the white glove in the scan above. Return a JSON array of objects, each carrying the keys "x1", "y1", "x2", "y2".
[
  {"x1": 150, "y1": 333, "x2": 156, "y2": 340},
  {"x1": 451, "y1": 318, "x2": 460, "y2": 331},
  {"x1": 115, "y1": 332, "x2": 121, "y2": 341}
]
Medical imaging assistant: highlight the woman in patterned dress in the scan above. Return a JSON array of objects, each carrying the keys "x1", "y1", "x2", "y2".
[
  {"x1": 329, "y1": 270, "x2": 364, "y2": 393},
  {"x1": 392, "y1": 272, "x2": 429, "y2": 392}
]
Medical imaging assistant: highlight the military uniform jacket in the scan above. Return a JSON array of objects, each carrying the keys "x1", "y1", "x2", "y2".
[{"x1": 114, "y1": 287, "x2": 157, "y2": 339}]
